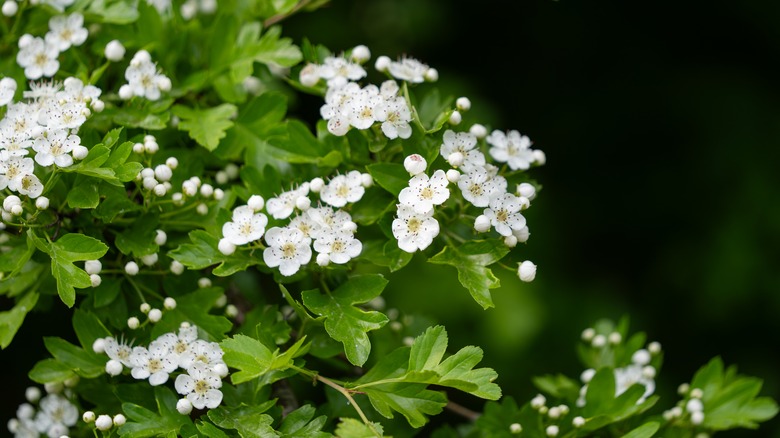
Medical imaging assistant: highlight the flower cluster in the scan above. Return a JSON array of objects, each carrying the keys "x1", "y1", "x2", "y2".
[
  {"x1": 7, "y1": 384, "x2": 78, "y2": 438},
  {"x1": 94, "y1": 322, "x2": 228, "y2": 413},
  {"x1": 16, "y1": 13, "x2": 87, "y2": 80},
  {"x1": 118, "y1": 50, "x2": 172, "y2": 101},
  {"x1": 219, "y1": 171, "x2": 372, "y2": 276}
]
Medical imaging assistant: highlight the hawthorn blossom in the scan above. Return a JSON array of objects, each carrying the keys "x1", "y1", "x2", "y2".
[
  {"x1": 386, "y1": 56, "x2": 430, "y2": 83},
  {"x1": 305, "y1": 206, "x2": 355, "y2": 239},
  {"x1": 440, "y1": 129, "x2": 485, "y2": 168},
  {"x1": 0, "y1": 77, "x2": 16, "y2": 106},
  {"x1": 398, "y1": 169, "x2": 450, "y2": 214},
  {"x1": 179, "y1": 339, "x2": 225, "y2": 371},
  {"x1": 175, "y1": 362, "x2": 223, "y2": 410},
  {"x1": 263, "y1": 226, "x2": 312, "y2": 276},
  {"x1": 222, "y1": 205, "x2": 268, "y2": 245},
  {"x1": 375, "y1": 95, "x2": 412, "y2": 139},
  {"x1": 103, "y1": 336, "x2": 134, "y2": 367},
  {"x1": 347, "y1": 85, "x2": 383, "y2": 130},
  {"x1": 45, "y1": 13, "x2": 88, "y2": 52},
  {"x1": 392, "y1": 204, "x2": 439, "y2": 253},
  {"x1": 320, "y1": 170, "x2": 365, "y2": 207},
  {"x1": 33, "y1": 394, "x2": 78, "y2": 438},
  {"x1": 483, "y1": 193, "x2": 526, "y2": 237},
  {"x1": 16, "y1": 36, "x2": 59, "y2": 80},
  {"x1": 457, "y1": 167, "x2": 507, "y2": 207},
  {"x1": 128, "y1": 337, "x2": 178, "y2": 386},
  {"x1": 266, "y1": 184, "x2": 310, "y2": 220},
  {"x1": 0, "y1": 156, "x2": 35, "y2": 193},
  {"x1": 318, "y1": 55, "x2": 367, "y2": 89},
  {"x1": 313, "y1": 231, "x2": 362, "y2": 264},
  {"x1": 486, "y1": 129, "x2": 536, "y2": 171},
  {"x1": 32, "y1": 129, "x2": 78, "y2": 167},
  {"x1": 121, "y1": 50, "x2": 171, "y2": 101}
]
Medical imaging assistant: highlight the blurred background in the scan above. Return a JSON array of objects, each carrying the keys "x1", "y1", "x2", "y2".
[
  {"x1": 285, "y1": 0, "x2": 780, "y2": 436},
  {"x1": 5, "y1": 1, "x2": 780, "y2": 436}
]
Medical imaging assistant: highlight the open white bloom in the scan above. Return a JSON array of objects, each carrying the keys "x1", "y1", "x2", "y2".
[
  {"x1": 0, "y1": 156, "x2": 36, "y2": 194},
  {"x1": 347, "y1": 85, "x2": 383, "y2": 130},
  {"x1": 483, "y1": 193, "x2": 527, "y2": 236},
  {"x1": 313, "y1": 231, "x2": 362, "y2": 264},
  {"x1": 16, "y1": 35, "x2": 59, "y2": 80},
  {"x1": 32, "y1": 394, "x2": 77, "y2": 438},
  {"x1": 175, "y1": 362, "x2": 223, "y2": 410},
  {"x1": 263, "y1": 227, "x2": 312, "y2": 276},
  {"x1": 103, "y1": 337, "x2": 134, "y2": 367},
  {"x1": 487, "y1": 129, "x2": 536, "y2": 171},
  {"x1": 266, "y1": 184, "x2": 310, "y2": 220},
  {"x1": 392, "y1": 204, "x2": 439, "y2": 253},
  {"x1": 375, "y1": 96, "x2": 412, "y2": 139},
  {"x1": 45, "y1": 13, "x2": 88, "y2": 52},
  {"x1": 128, "y1": 339, "x2": 178, "y2": 386},
  {"x1": 305, "y1": 206, "x2": 354, "y2": 239},
  {"x1": 32, "y1": 129, "x2": 78, "y2": 167},
  {"x1": 179, "y1": 339, "x2": 225, "y2": 371},
  {"x1": 0, "y1": 77, "x2": 16, "y2": 106},
  {"x1": 440, "y1": 129, "x2": 484, "y2": 168},
  {"x1": 614, "y1": 364, "x2": 656, "y2": 403},
  {"x1": 318, "y1": 55, "x2": 367, "y2": 89},
  {"x1": 398, "y1": 170, "x2": 450, "y2": 214},
  {"x1": 123, "y1": 50, "x2": 170, "y2": 101},
  {"x1": 387, "y1": 56, "x2": 429, "y2": 83},
  {"x1": 222, "y1": 205, "x2": 268, "y2": 245},
  {"x1": 458, "y1": 167, "x2": 507, "y2": 207},
  {"x1": 320, "y1": 170, "x2": 365, "y2": 207}
]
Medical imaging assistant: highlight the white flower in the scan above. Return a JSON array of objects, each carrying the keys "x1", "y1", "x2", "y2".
[
  {"x1": 483, "y1": 193, "x2": 526, "y2": 236},
  {"x1": 263, "y1": 227, "x2": 312, "y2": 276},
  {"x1": 103, "y1": 337, "x2": 134, "y2": 366},
  {"x1": 320, "y1": 170, "x2": 365, "y2": 207},
  {"x1": 387, "y1": 56, "x2": 429, "y2": 83},
  {"x1": 375, "y1": 96, "x2": 412, "y2": 139},
  {"x1": 487, "y1": 129, "x2": 535, "y2": 171},
  {"x1": 222, "y1": 205, "x2": 268, "y2": 245},
  {"x1": 304, "y1": 206, "x2": 354, "y2": 239},
  {"x1": 128, "y1": 339, "x2": 178, "y2": 386},
  {"x1": 313, "y1": 231, "x2": 362, "y2": 264},
  {"x1": 16, "y1": 35, "x2": 59, "y2": 80},
  {"x1": 32, "y1": 130, "x2": 78, "y2": 168},
  {"x1": 0, "y1": 77, "x2": 16, "y2": 106},
  {"x1": 319, "y1": 55, "x2": 367, "y2": 89},
  {"x1": 614, "y1": 363, "x2": 655, "y2": 403},
  {"x1": 265, "y1": 184, "x2": 310, "y2": 220},
  {"x1": 440, "y1": 129, "x2": 484, "y2": 168},
  {"x1": 45, "y1": 13, "x2": 88, "y2": 52},
  {"x1": 398, "y1": 170, "x2": 450, "y2": 214},
  {"x1": 347, "y1": 85, "x2": 383, "y2": 130},
  {"x1": 457, "y1": 167, "x2": 507, "y2": 207},
  {"x1": 32, "y1": 394, "x2": 78, "y2": 437},
  {"x1": 176, "y1": 398, "x2": 193, "y2": 415},
  {"x1": 179, "y1": 339, "x2": 224, "y2": 371},
  {"x1": 174, "y1": 362, "x2": 223, "y2": 410},
  {"x1": 392, "y1": 204, "x2": 439, "y2": 253}
]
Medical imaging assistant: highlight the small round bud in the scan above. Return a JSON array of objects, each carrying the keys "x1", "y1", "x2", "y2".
[
  {"x1": 424, "y1": 68, "x2": 439, "y2": 82},
  {"x1": 154, "y1": 229, "x2": 167, "y2": 246},
  {"x1": 127, "y1": 316, "x2": 140, "y2": 329},
  {"x1": 213, "y1": 188, "x2": 225, "y2": 200},
  {"x1": 361, "y1": 173, "x2": 374, "y2": 187},
  {"x1": 581, "y1": 368, "x2": 596, "y2": 383},
  {"x1": 218, "y1": 238, "x2": 236, "y2": 255},
  {"x1": 517, "y1": 182, "x2": 536, "y2": 199},
  {"x1": 247, "y1": 195, "x2": 264, "y2": 211},
  {"x1": 295, "y1": 196, "x2": 311, "y2": 211},
  {"x1": 198, "y1": 277, "x2": 212, "y2": 288},
  {"x1": 132, "y1": 142, "x2": 145, "y2": 154},
  {"x1": 299, "y1": 64, "x2": 319, "y2": 87},
  {"x1": 35, "y1": 196, "x2": 50, "y2": 210},
  {"x1": 316, "y1": 252, "x2": 330, "y2": 266},
  {"x1": 196, "y1": 203, "x2": 208, "y2": 215},
  {"x1": 342, "y1": 221, "x2": 358, "y2": 233},
  {"x1": 690, "y1": 388, "x2": 704, "y2": 399},
  {"x1": 456, "y1": 97, "x2": 471, "y2": 111},
  {"x1": 448, "y1": 110, "x2": 462, "y2": 125},
  {"x1": 581, "y1": 327, "x2": 596, "y2": 341},
  {"x1": 390, "y1": 321, "x2": 403, "y2": 331},
  {"x1": 83, "y1": 410, "x2": 96, "y2": 423},
  {"x1": 44, "y1": 382, "x2": 64, "y2": 394},
  {"x1": 309, "y1": 177, "x2": 324, "y2": 192},
  {"x1": 691, "y1": 411, "x2": 705, "y2": 425},
  {"x1": 72, "y1": 145, "x2": 89, "y2": 160},
  {"x1": 92, "y1": 338, "x2": 106, "y2": 354},
  {"x1": 124, "y1": 261, "x2": 139, "y2": 275},
  {"x1": 148, "y1": 308, "x2": 162, "y2": 323},
  {"x1": 545, "y1": 425, "x2": 559, "y2": 437},
  {"x1": 118, "y1": 84, "x2": 133, "y2": 100},
  {"x1": 141, "y1": 253, "x2": 158, "y2": 266},
  {"x1": 375, "y1": 55, "x2": 391, "y2": 72},
  {"x1": 105, "y1": 359, "x2": 123, "y2": 376},
  {"x1": 177, "y1": 398, "x2": 193, "y2": 415},
  {"x1": 403, "y1": 154, "x2": 427, "y2": 175},
  {"x1": 104, "y1": 40, "x2": 126, "y2": 61},
  {"x1": 678, "y1": 383, "x2": 691, "y2": 395},
  {"x1": 608, "y1": 331, "x2": 622, "y2": 344},
  {"x1": 642, "y1": 365, "x2": 656, "y2": 379},
  {"x1": 402, "y1": 336, "x2": 415, "y2": 347},
  {"x1": 530, "y1": 394, "x2": 546, "y2": 409},
  {"x1": 154, "y1": 164, "x2": 172, "y2": 182},
  {"x1": 225, "y1": 304, "x2": 239, "y2": 318},
  {"x1": 504, "y1": 235, "x2": 518, "y2": 248},
  {"x1": 648, "y1": 341, "x2": 662, "y2": 354},
  {"x1": 95, "y1": 414, "x2": 113, "y2": 431},
  {"x1": 214, "y1": 294, "x2": 228, "y2": 308},
  {"x1": 591, "y1": 334, "x2": 607, "y2": 348},
  {"x1": 144, "y1": 140, "x2": 159, "y2": 154},
  {"x1": 2, "y1": 0, "x2": 19, "y2": 16},
  {"x1": 509, "y1": 423, "x2": 522, "y2": 434},
  {"x1": 225, "y1": 163, "x2": 239, "y2": 179},
  {"x1": 445, "y1": 169, "x2": 460, "y2": 183},
  {"x1": 85, "y1": 259, "x2": 102, "y2": 275},
  {"x1": 518, "y1": 260, "x2": 537, "y2": 282},
  {"x1": 157, "y1": 76, "x2": 172, "y2": 92},
  {"x1": 25, "y1": 386, "x2": 41, "y2": 403},
  {"x1": 170, "y1": 260, "x2": 184, "y2": 275},
  {"x1": 10, "y1": 204, "x2": 22, "y2": 216},
  {"x1": 200, "y1": 183, "x2": 214, "y2": 198},
  {"x1": 533, "y1": 149, "x2": 547, "y2": 165},
  {"x1": 351, "y1": 44, "x2": 371, "y2": 63},
  {"x1": 141, "y1": 167, "x2": 155, "y2": 178},
  {"x1": 163, "y1": 297, "x2": 177, "y2": 310},
  {"x1": 165, "y1": 157, "x2": 178, "y2": 169},
  {"x1": 547, "y1": 406, "x2": 561, "y2": 419},
  {"x1": 632, "y1": 349, "x2": 651, "y2": 365},
  {"x1": 113, "y1": 414, "x2": 126, "y2": 427},
  {"x1": 572, "y1": 416, "x2": 586, "y2": 427},
  {"x1": 469, "y1": 123, "x2": 487, "y2": 138},
  {"x1": 140, "y1": 302, "x2": 151, "y2": 313},
  {"x1": 514, "y1": 226, "x2": 530, "y2": 243},
  {"x1": 143, "y1": 177, "x2": 158, "y2": 190},
  {"x1": 90, "y1": 274, "x2": 102, "y2": 287},
  {"x1": 92, "y1": 99, "x2": 105, "y2": 112},
  {"x1": 2, "y1": 194, "x2": 21, "y2": 211},
  {"x1": 474, "y1": 214, "x2": 491, "y2": 232},
  {"x1": 447, "y1": 151, "x2": 464, "y2": 167}
]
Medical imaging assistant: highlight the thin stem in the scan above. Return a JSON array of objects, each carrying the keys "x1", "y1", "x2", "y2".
[
  {"x1": 445, "y1": 400, "x2": 481, "y2": 422},
  {"x1": 263, "y1": 0, "x2": 320, "y2": 27}
]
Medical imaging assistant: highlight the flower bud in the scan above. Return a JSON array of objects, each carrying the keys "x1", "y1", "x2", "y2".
[
  {"x1": 200, "y1": 183, "x2": 214, "y2": 197},
  {"x1": 424, "y1": 68, "x2": 439, "y2": 82},
  {"x1": 35, "y1": 196, "x2": 49, "y2": 210},
  {"x1": 154, "y1": 229, "x2": 167, "y2": 246},
  {"x1": 533, "y1": 149, "x2": 546, "y2": 165},
  {"x1": 247, "y1": 195, "x2": 264, "y2": 211},
  {"x1": 309, "y1": 178, "x2": 324, "y2": 192},
  {"x1": 213, "y1": 363, "x2": 229, "y2": 378},
  {"x1": 403, "y1": 154, "x2": 427, "y2": 175},
  {"x1": 140, "y1": 302, "x2": 151, "y2": 313},
  {"x1": 361, "y1": 173, "x2": 374, "y2": 187},
  {"x1": 225, "y1": 304, "x2": 238, "y2": 318},
  {"x1": 104, "y1": 40, "x2": 126, "y2": 61},
  {"x1": 198, "y1": 277, "x2": 212, "y2": 288},
  {"x1": 469, "y1": 123, "x2": 487, "y2": 138},
  {"x1": 513, "y1": 226, "x2": 530, "y2": 243},
  {"x1": 456, "y1": 97, "x2": 471, "y2": 111},
  {"x1": 572, "y1": 416, "x2": 586, "y2": 427},
  {"x1": 196, "y1": 203, "x2": 208, "y2": 215},
  {"x1": 632, "y1": 349, "x2": 651, "y2": 365},
  {"x1": 648, "y1": 341, "x2": 662, "y2": 354},
  {"x1": 351, "y1": 44, "x2": 371, "y2": 63},
  {"x1": 118, "y1": 84, "x2": 133, "y2": 100},
  {"x1": 691, "y1": 411, "x2": 705, "y2": 425},
  {"x1": 141, "y1": 253, "x2": 158, "y2": 266},
  {"x1": 447, "y1": 151, "x2": 464, "y2": 167},
  {"x1": 106, "y1": 359, "x2": 123, "y2": 376},
  {"x1": 92, "y1": 338, "x2": 106, "y2": 354},
  {"x1": 446, "y1": 169, "x2": 460, "y2": 183},
  {"x1": 375, "y1": 55, "x2": 391, "y2": 72},
  {"x1": 580, "y1": 368, "x2": 596, "y2": 383},
  {"x1": 608, "y1": 332, "x2": 622, "y2": 344},
  {"x1": 545, "y1": 425, "x2": 559, "y2": 437},
  {"x1": 591, "y1": 334, "x2": 607, "y2": 347},
  {"x1": 509, "y1": 423, "x2": 522, "y2": 434},
  {"x1": 299, "y1": 64, "x2": 319, "y2": 87},
  {"x1": 90, "y1": 274, "x2": 102, "y2": 287},
  {"x1": 448, "y1": 110, "x2": 462, "y2": 125},
  {"x1": 218, "y1": 238, "x2": 236, "y2": 255},
  {"x1": 295, "y1": 196, "x2": 311, "y2": 211},
  {"x1": 176, "y1": 398, "x2": 193, "y2": 415},
  {"x1": 144, "y1": 140, "x2": 159, "y2": 154},
  {"x1": 113, "y1": 414, "x2": 126, "y2": 427},
  {"x1": 170, "y1": 260, "x2": 184, "y2": 275},
  {"x1": 316, "y1": 252, "x2": 330, "y2": 266},
  {"x1": 504, "y1": 235, "x2": 518, "y2": 248},
  {"x1": 518, "y1": 260, "x2": 537, "y2": 282},
  {"x1": 164, "y1": 297, "x2": 177, "y2": 310},
  {"x1": 517, "y1": 182, "x2": 536, "y2": 199},
  {"x1": 83, "y1": 411, "x2": 96, "y2": 423},
  {"x1": 127, "y1": 316, "x2": 140, "y2": 329},
  {"x1": 474, "y1": 214, "x2": 491, "y2": 232},
  {"x1": 530, "y1": 394, "x2": 546, "y2": 409},
  {"x1": 95, "y1": 414, "x2": 113, "y2": 431},
  {"x1": 25, "y1": 386, "x2": 41, "y2": 403},
  {"x1": 148, "y1": 308, "x2": 162, "y2": 323},
  {"x1": 124, "y1": 261, "x2": 139, "y2": 275},
  {"x1": 2, "y1": 0, "x2": 19, "y2": 16}
]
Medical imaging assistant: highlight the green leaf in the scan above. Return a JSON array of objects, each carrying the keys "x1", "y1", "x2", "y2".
[
  {"x1": 334, "y1": 417, "x2": 384, "y2": 438},
  {"x1": 0, "y1": 292, "x2": 38, "y2": 348},
  {"x1": 66, "y1": 176, "x2": 100, "y2": 208},
  {"x1": 87, "y1": 0, "x2": 141, "y2": 24},
  {"x1": 119, "y1": 386, "x2": 191, "y2": 438},
  {"x1": 168, "y1": 230, "x2": 260, "y2": 276},
  {"x1": 93, "y1": 184, "x2": 142, "y2": 222},
  {"x1": 72, "y1": 308, "x2": 112, "y2": 350},
  {"x1": 362, "y1": 383, "x2": 447, "y2": 428},
  {"x1": 474, "y1": 397, "x2": 522, "y2": 437},
  {"x1": 29, "y1": 358, "x2": 76, "y2": 383},
  {"x1": 43, "y1": 336, "x2": 105, "y2": 378},
  {"x1": 207, "y1": 402, "x2": 277, "y2": 438},
  {"x1": 428, "y1": 240, "x2": 510, "y2": 309},
  {"x1": 302, "y1": 275, "x2": 389, "y2": 366},
  {"x1": 151, "y1": 287, "x2": 232, "y2": 341},
  {"x1": 61, "y1": 145, "x2": 121, "y2": 186},
  {"x1": 30, "y1": 232, "x2": 109, "y2": 307},
  {"x1": 583, "y1": 367, "x2": 617, "y2": 418},
  {"x1": 532, "y1": 373, "x2": 581, "y2": 402},
  {"x1": 195, "y1": 421, "x2": 231, "y2": 438},
  {"x1": 220, "y1": 334, "x2": 305, "y2": 384},
  {"x1": 277, "y1": 404, "x2": 331, "y2": 437},
  {"x1": 172, "y1": 104, "x2": 238, "y2": 151},
  {"x1": 366, "y1": 163, "x2": 409, "y2": 196},
  {"x1": 267, "y1": 120, "x2": 330, "y2": 164},
  {"x1": 115, "y1": 213, "x2": 159, "y2": 257},
  {"x1": 621, "y1": 421, "x2": 659, "y2": 438},
  {"x1": 0, "y1": 232, "x2": 35, "y2": 277},
  {"x1": 237, "y1": 24, "x2": 302, "y2": 68}
]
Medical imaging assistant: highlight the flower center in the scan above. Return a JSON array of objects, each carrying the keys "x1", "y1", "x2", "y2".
[
  {"x1": 148, "y1": 358, "x2": 163, "y2": 373},
  {"x1": 407, "y1": 218, "x2": 421, "y2": 233},
  {"x1": 282, "y1": 242, "x2": 296, "y2": 258},
  {"x1": 420, "y1": 187, "x2": 434, "y2": 200},
  {"x1": 496, "y1": 210, "x2": 508, "y2": 222},
  {"x1": 331, "y1": 240, "x2": 345, "y2": 253},
  {"x1": 195, "y1": 379, "x2": 210, "y2": 395}
]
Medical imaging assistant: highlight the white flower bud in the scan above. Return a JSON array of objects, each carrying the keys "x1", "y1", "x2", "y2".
[
  {"x1": 533, "y1": 149, "x2": 547, "y2": 165},
  {"x1": 456, "y1": 97, "x2": 471, "y2": 111},
  {"x1": 309, "y1": 177, "x2": 324, "y2": 192},
  {"x1": 218, "y1": 238, "x2": 236, "y2": 255},
  {"x1": 469, "y1": 123, "x2": 487, "y2": 138},
  {"x1": 678, "y1": 383, "x2": 691, "y2": 395},
  {"x1": 545, "y1": 425, "x2": 559, "y2": 437},
  {"x1": 375, "y1": 55, "x2": 391, "y2": 72},
  {"x1": 648, "y1": 341, "x2": 662, "y2": 354},
  {"x1": 504, "y1": 235, "x2": 518, "y2": 248},
  {"x1": 632, "y1": 349, "x2": 651, "y2": 365},
  {"x1": 140, "y1": 302, "x2": 151, "y2": 313},
  {"x1": 213, "y1": 363, "x2": 229, "y2": 378},
  {"x1": 90, "y1": 274, "x2": 102, "y2": 287},
  {"x1": 474, "y1": 214, "x2": 491, "y2": 232},
  {"x1": 342, "y1": 221, "x2": 358, "y2": 232},
  {"x1": 2, "y1": 0, "x2": 19, "y2": 16},
  {"x1": 72, "y1": 145, "x2": 89, "y2": 160},
  {"x1": 448, "y1": 110, "x2": 462, "y2": 125},
  {"x1": 403, "y1": 154, "x2": 427, "y2": 175},
  {"x1": 144, "y1": 140, "x2": 159, "y2": 154},
  {"x1": 390, "y1": 321, "x2": 403, "y2": 331},
  {"x1": 547, "y1": 406, "x2": 561, "y2": 419},
  {"x1": 447, "y1": 151, "x2": 464, "y2": 167},
  {"x1": 92, "y1": 99, "x2": 105, "y2": 112},
  {"x1": 95, "y1": 414, "x2": 113, "y2": 431},
  {"x1": 225, "y1": 304, "x2": 238, "y2": 318},
  {"x1": 165, "y1": 157, "x2": 178, "y2": 169},
  {"x1": 140, "y1": 253, "x2": 158, "y2": 266},
  {"x1": 513, "y1": 226, "x2": 530, "y2": 243},
  {"x1": 142, "y1": 176, "x2": 158, "y2": 190},
  {"x1": 530, "y1": 394, "x2": 546, "y2": 409},
  {"x1": 148, "y1": 308, "x2": 162, "y2": 323},
  {"x1": 113, "y1": 414, "x2": 126, "y2": 426},
  {"x1": 82, "y1": 411, "x2": 96, "y2": 423},
  {"x1": 424, "y1": 68, "x2": 439, "y2": 82},
  {"x1": 581, "y1": 368, "x2": 596, "y2": 383},
  {"x1": 10, "y1": 204, "x2": 22, "y2": 216},
  {"x1": 518, "y1": 196, "x2": 531, "y2": 210},
  {"x1": 225, "y1": 163, "x2": 239, "y2": 179},
  {"x1": 44, "y1": 382, "x2": 63, "y2": 394},
  {"x1": 295, "y1": 196, "x2": 311, "y2": 211},
  {"x1": 176, "y1": 398, "x2": 193, "y2": 415},
  {"x1": 25, "y1": 386, "x2": 41, "y2": 403},
  {"x1": 154, "y1": 164, "x2": 172, "y2": 182},
  {"x1": 214, "y1": 294, "x2": 228, "y2": 308},
  {"x1": 691, "y1": 411, "x2": 705, "y2": 425},
  {"x1": 92, "y1": 338, "x2": 106, "y2": 354},
  {"x1": 132, "y1": 143, "x2": 144, "y2": 154},
  {"x1": 402, "y1": 336, "x2": 415, "y2": 346},
  {"x1": 105, "y1": 359, "x2": 123, "y2": 376},
  {"x1": 118, "y1": 84, "x2": 133, "y2": 100},
  {"x1": 351, "y1": 44, "x2": 371, "y2": 63},
  {"x1": 581, "y1": 327, "x2": 596, "y2": 341},
  {"x1": 518, "y1": 260, "x2": 537, "y2": 282},
  {"x1": 591, "y1": 334, "x2": 607, "y2": 348},
  {"x1": 181, "y1": 181, "x2": 197, "y2": 197},
  {"x1": 572, "y1": 416, "x2": 585, "y2": 427},
  {"x1": 316, "y1": 252, "x2": 330, "y2": 266},
  {"x1": 170, "y1": 260, "x2": 184, "y2": 275},
  {"x1": 690, "y1": 388, "x2": 704, "y2": 399},
  {"x1": 156, "y1": 76, "x2": 172, "y2": 92},
  {"x1": 200, "y1": 183, "x2": 214, "y2": 197},
  {"x1": 104, "y1": 40, "x2": 126, "y2": 61},
  {"x1": 124, "y1": 261, "x2": 139, "y2": 275},
  {"x1": 153, "y1": 184, "x2": 167, "y2": 197},
  {"x1": 198, "y1": 277, "x2": 212, "y2": 288},
  {"x1": 154, "y1": 230, "x2": 167, "y2": 246},
  {"x1": 213, "y1": 188, "x2": 225, "y2": 200},
  {"x1": 517, "y1": 182, "x2": 536, "y2": 199},
  {"x1": 299, "y1": 64, "x2": 319, "y2": 87},
  {"x1": 445, "y1": 169, "x2": 460, "y2": 183},
  {"x1": 642, "y1": 365, "x2": 656, "y2": 379},
  {"x1": 35, "y1": 196, "x2": 50, "y2": 210},
  {"x1": 127, "y1": 316, "x2": 140, "y2": 329},
  {"x1": 163, "y1": 297, "x2": 177, "y2": 310},
  {"x1": 245, "y1": 195, "x2": 264, "y2": 212},
  {"x1": 509, "y1": 423, "x2": 522, "y2": 434},
  {"x1": 3, "y1": 195, "x2": 21, "y2": 211},
  {"x1": 196, "y1": 203, "x2": 208, "y2": 215},
  {"x1": 361, "y1": 173, "x2": 374, "y2": 187},
  {"x1": 608, "y1": 332, "x2": 622, "y2": 344}
]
